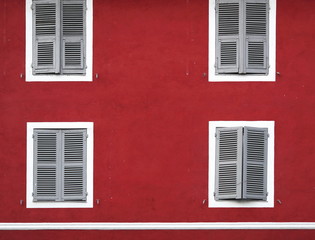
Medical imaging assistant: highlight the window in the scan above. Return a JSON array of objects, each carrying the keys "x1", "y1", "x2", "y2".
[
  {"x1": 208, "y1": 0, "x2": 276, "y2": 82},
  {"x1": 26, "y1": 0, "x2": 93, "y2": 82},
  {"x1": 27, "y1": 122, "x2": 93, "y2": 208},
  {"x1": 209, "y1": 121, "x2": 274, "y2": 208}
]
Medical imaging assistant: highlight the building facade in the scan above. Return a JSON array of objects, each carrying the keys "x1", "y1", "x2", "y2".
[{"x1": 1, "y1": 0, "x2": 315, "y2": 239}]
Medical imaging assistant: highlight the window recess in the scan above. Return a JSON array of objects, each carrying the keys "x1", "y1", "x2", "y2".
[
  {"x1": 215, "y1": 0, "x2": 269, "y2": 75},
  {"x1": 32, "y1": 0, "x2": 86, "y2": 75},
  {"x1": 215, "y1": 126, "x2": 268, "y2": 201}
]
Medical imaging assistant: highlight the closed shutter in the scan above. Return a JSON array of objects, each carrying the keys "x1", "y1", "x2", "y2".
[
  {"x1": 216, "y1": 0, "x2": 240, "y2": 74},
  {"x1": 61, "y1": 0, "x2": 86, "y2": 74},
  {"x1": 244, "y1": 0, "x2": 269, "y2": 74},
  {"x1": 243, "y1": 127, "x2": 268, "y2": 200},
  {"x1": 61, "y1": 129, "x2": 87, "y2": 200},
  {"x1": 215, "y1": 127, "x2": 243, "y2": 200},
  {"x1": 33, "y1": 130, "x2": 61, "y2": 201},
  {"x1": 33, "y1": 0, "x2": 60, "y2": 74}
]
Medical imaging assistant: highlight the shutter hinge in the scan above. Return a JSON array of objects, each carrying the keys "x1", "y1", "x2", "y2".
[
  {"x1": 267, "y1": 133, "x2": 270, "y2": 138},
  {"x1": 86, "y1": 134, "x2": 89, "y2": 139},
  {"x1": 86, "y1": 192, "x2": 88, "y2": 196},
  {"x1": 32, "y1": 192, "x2": 34, "y2": 196},
  {"x1": 31, "y1": 3, "x2": 34, "y2": 10},
  {"x1": 215, "y1": 133, "x2": 217, "y2": 138},
  {"x1": 213, "y1": 192, "x2": 216, "y2": 197},
  {"x1": 266, "y1": 192, "x2": 269, "y2": 197},
  {"x1": 32, "y1": 134, "x2": 34, "y2": 138}
]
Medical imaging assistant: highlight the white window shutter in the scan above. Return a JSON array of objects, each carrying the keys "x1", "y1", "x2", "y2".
[
  {"x1": 243, "y1": 127, "x2": 268, "y2": 200},
  {"x1": 33, "y1": 130, "x2": 61, "y2": 201},
  {"x1": 61, "y1": 129, "x2": 87, "y2": 201},
  {"x1": 61, "y1": 0, "x2": 86, "y2": 74},
  {"x1": 216, "y1": 0, "x2": 241, "y2": 74},
  {"x1": 215, "y1": 127, "x2": 243, "y2": 200},
  {"x1": 33, "y1": 0, "x2": 60, "y2": 74},
  {"x1": 244, "y1": 0, "x2": 269, "y2": 74}
]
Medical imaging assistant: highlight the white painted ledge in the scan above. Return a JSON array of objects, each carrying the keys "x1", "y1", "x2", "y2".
[{"x1": 1, "y1": 222, "x2": 315, "y2": 230}]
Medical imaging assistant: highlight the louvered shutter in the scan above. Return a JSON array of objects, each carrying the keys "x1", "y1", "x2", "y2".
[
  {"x1": 244, "y1": 0, "x2": 269, "y2": 74},
  {"x1": 215, "y1": 127, "x2": 243, "y2": 200},
  {"x1": 61, "y1": 129, "x2": 87, "y2": 201},
  {"x1": 243, "y1": 127, "x2": 268, "y2": 200},
  {"x1": 61, "y1": 0, "x2": 86, "y2": 74},
  {"x1": 33, "y1": 0, "x2": 60, "y2": 74},
  {"x1": 216, "y1": 0, "x2": 241, "y2": 74},
  {"x1": 33, "y1": 130, "x2": 61, "y2": 201}
]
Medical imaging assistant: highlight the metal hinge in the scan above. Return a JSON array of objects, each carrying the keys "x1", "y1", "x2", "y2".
[
  {"x1": 31, "y1": 3, "x2": 34, "y2": 10},
  {"x1": 86, "y1": 192, "x2": 88, "y2": 196},
  {"x1": 213, "y1": 192, "x2": 216, "y2": 196},
  {"x1": 32, "y1": 192, "x2": 34, "y2": 196},
  {"x1": 32, "y1": 134, "x2": 34, "y2": 138},
  {"x1": 267, "y1": 133, "x2": 270, "y2": 138},
  {"x1": 215, "y1": 133, "x2": 217, "y2": 137}
]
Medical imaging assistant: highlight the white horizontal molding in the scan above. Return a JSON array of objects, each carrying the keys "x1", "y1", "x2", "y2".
[{"x1": 1, "y1": 222, "x2": 315, "y2": 230}]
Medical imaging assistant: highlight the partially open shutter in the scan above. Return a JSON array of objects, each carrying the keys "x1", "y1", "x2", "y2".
[
  {"x1": 244, "y1": 0, "x2": 269, "y2": 74},
  {"x1": 243, "y1": 127, "x2": 268, "y2": 200},
  {"x1": 61, "y1": 0, "x2": 86, "y2": 74},
  {"x1": 33, "y1": 0, "x2": 60, "y2": 74},
  {"x1": 216, "y1": 0, "x2": 240, "y2": 74},
  {"x1": 61, "y1": 129, "x2": 87, "y2": 201},
  {"x1": 33, "y1": 130, "x2": 61, "y2": 201},
  {"x1": 215, "y1": 127, "x2": 243, "y2": 200}
]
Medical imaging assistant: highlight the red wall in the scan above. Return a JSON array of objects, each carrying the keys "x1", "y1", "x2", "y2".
[{"x1": 1, "y1": 0, "x2": 315, "y2": 238}]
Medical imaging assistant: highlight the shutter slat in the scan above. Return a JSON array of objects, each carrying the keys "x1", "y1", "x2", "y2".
[
  {"x1": 245, "y1": 0, "x2": 269, "y2": 73},
  {"x1": 216, "y1": 0, "x2": 240, "y2": 73},
  {"x1": 62, "y1": 129, "x2": 87, "y2": 201},
  {"x1": 215, "y1": 127, "x2": 243, "y2": 200},
  {"x1": 243, "y1": 127, "x2": 268, "y2": 200},
  {"x1": 61, "y1": 0, "x2": 86, "y2": 74},
  {"x1": 33, "y1": 0, "x2": 60, "y2": 74}
]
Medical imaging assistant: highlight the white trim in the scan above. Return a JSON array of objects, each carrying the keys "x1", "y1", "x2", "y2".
[
  {"x1": 208, "y1": 0, "x2": 276, "y2": 82},
  {"x1": 25, "y1": 0, "x2": 93, "y2": 82},
  {"x1": 1, "y1": 222, "x2": 315, "y2": 230},
  {"x1": 26, "y1": 122, "x2": 94, "y2": 208},
  {"x1": 208, "y1": 121, "x2": 274, "y2": 208}
]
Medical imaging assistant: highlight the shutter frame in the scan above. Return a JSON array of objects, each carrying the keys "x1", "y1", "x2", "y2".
[
  {"x1": 33, "y1": 129, "x2": 61, "y2": 201},
  {"x1": 215, "y1": 0, "x2": 241, "y2": 74},
  {"x1": 244, "y1": 0, "x2": 269, "y2": 74},
  {"x1": 61, "y1": 129, "x2": 87, "y2": 201},
  {"x1": 215, "y1": 127, "x2": 243, "y2": 200},
  {"x1": 243, "y1": 127, "x2": 268, "y2": 200},
  {"x1": 32, "y1": 0, "x2": 60, "y2": 74},
  {"x1": 61, "y1": 0, "x2": 86, "y2": 74}
]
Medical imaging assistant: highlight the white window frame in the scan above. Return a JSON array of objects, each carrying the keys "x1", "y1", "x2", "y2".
[
  {"x1": 208, "y1": 0, "x2": 276, "y2": 82},
  {"x1": 25, "y1": 0, "x2": 93, "y2": 82},
  {"x1": 26, "y1": 122, "x2": 94, "y2": 208},
  {"x1": 208, "y1": 121, "x2": 274, "y2": 208}
]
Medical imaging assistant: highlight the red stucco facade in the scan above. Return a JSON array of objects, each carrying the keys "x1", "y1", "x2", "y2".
[{"x1": 1, "y1": 0, "x2": 315, "y2": 239}]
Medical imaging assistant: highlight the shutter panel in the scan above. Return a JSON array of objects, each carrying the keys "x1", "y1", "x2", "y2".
[
  {"x1": 243, "y1": 127, "x2": 268, "y2": 200},
  {"x1": 215, "y1": 127, "x2": 243, "y2": 200},
  {"x1": 33, "y1": 0, "x2": 60, "y2": 74},
  {"x1": 244, "y1": 0, "x2": 269, "y2": 74},
  {"x1": 61, "y1": 0, "x2": 86, "y2": 74},
  {"x1": 61, "y1": 129, "x2": 87, "y2": 201},
  {"x1": 33, "y1": 130, "x2": 61, "y2": 201},
  {"x1": 216, "y1": 0, "x2": 240, "y2": 73}
]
